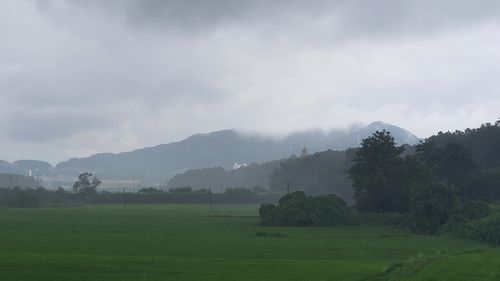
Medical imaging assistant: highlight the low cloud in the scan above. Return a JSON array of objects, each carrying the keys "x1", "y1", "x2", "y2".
[{"x1": 0, "y1": 0, "x2": 499, "y2": 163}]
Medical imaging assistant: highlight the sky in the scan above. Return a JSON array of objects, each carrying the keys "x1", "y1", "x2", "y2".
[{"x1": 1, "y1": 0, "x2": 500, "y2": 165}]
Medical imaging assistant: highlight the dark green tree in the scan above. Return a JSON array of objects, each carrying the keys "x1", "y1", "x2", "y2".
[
  {"x1": 417, "y1": 141, "x2": 476, "y2": 194},
  {"x1": 348, "y1": 130, "x2": 409, "y2": 213},
  {"x1": 73, "y1": 172, "x2": 101, "y2": 196},
  {"x1": 408, "y1": 182, "x2": 457, "y2": 234},
  {"x1": 464, "y1": 168, "x2": 500, "y2": 201},
  {"x1": 259, "y1": 191, "x2": 353, "y2": 226},
  {"x1": 10, "y1": 190, "x2": 40, "y2": 208}
]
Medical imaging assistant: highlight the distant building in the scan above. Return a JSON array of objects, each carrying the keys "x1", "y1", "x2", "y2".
[
  {"x1": 233, "y1": 162, "x2": 248, "y2": 170},
  {"x1": 300, "y1": 144, "x2": 308, "y2": 158},
  {"x1": 0, "y1": 173, "x2": 38, "y2": 189}
]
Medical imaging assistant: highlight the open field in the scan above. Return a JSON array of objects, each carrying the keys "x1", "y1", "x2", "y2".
[{"x1": 1, "y1": 204, "x2": 500, "y2": 281}]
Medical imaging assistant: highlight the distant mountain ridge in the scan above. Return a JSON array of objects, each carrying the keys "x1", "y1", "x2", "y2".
[
  {"x1": 1, "y1": 121, "x2": 420, "y2": 187},
  {"x1": 0, "y1": 160, "x2": 54, "y2": 178}
]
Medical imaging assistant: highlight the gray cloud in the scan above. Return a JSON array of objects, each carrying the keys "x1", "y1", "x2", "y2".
[
  {"x1": 3, "y1": 108, "x2": 115, "y2": 142},
  {"x1": 57, "y1": 1, "x2": 500, "y2": 38},
  {"x1": 0, "y1": 0, "x2": 499, "y2": 164}
]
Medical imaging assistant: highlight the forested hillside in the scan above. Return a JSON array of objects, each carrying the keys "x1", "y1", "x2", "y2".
[{"x1": 167, "y1": 161, "x2": 281, "y2": 191}]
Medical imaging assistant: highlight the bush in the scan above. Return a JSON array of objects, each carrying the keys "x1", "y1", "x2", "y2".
[
  {"x1": 258, "y1": 204, "x2": 275, "y2": 220},
  {"x1": 437, "y1": 201, "x2": 492, "y2": 238},
  {"x1": 458, "y1": 201, "x2": 491, "y2": 220},
  {"x1": 169, "y1": 186, "x2": 192, "y2": 193},
  {"x1": 9, "y1": 191, "x2": 40, "y2": 208},
  {"x1": 438, "y1": 214, "x2": 472, "y2": 237},
  {"x1": 408, "y1": 182, "x2": 457, "y2": 234},
  {"x1": 139, "y1": 187, "x2": 163, "y2": 194},
  {"x1": 439, "y1": 214, "x2": 500, "y2": 245},
  {"x1": 468, "y1": 218, "x2": 500, "y2": 245},
  {"x1": 259, "y1": 192, "x2": 353, "y2": 226},
  {"x1": 255, "y1": 231, "x2": 288, "y2": 238}
]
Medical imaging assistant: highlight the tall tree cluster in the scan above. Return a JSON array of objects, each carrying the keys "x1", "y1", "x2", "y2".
[{"x1": 348, "y1": 131, "x2": 413, "y2": 213}]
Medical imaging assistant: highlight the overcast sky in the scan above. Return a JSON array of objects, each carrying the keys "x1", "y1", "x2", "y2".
[{"x1": 1, "y1": 0, "x2": 500, "y2": 164}]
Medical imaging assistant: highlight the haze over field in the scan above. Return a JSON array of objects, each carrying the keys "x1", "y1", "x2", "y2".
[{"x1": 1, "y1": 1, "x2": 500, "y2": 164}]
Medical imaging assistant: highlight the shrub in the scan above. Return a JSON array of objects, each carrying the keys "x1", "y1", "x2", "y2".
[
  {"x1": 255, "y1": 231, "x2": 288, "y2": 238},
  {"x1": 438, "y1": 214, "x2": 472, "y2": 237},
  {"x1": 139, "y1": 187, "x2": 163, "y2": 194},
  {"x1": 259, "y1": 192, "x2": 353, "y2": 226},
  {"x1": 258, "y1": 204, "x2": 275, "y2": 221},
  {"x1": 458, "y1": 201, "x2": 491, "y2": 220},
  {"x1": 255, "y1": 231, "x2": 267, "y2": 237},
  {"x1": 408, "y1": 182, "x2": 457, "y2": 234},
  {"x1": 169, "y1": 186, "x2": 192, "y2": 193},
  {"x1": 9, "y1": 191, "x2": 40, "y2": 208},
  {"x1": 469, "y1": 218, "x2": 500, "y2": 245}
]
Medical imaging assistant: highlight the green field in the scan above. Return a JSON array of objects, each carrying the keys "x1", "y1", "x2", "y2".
[{"x1": 1, "y1": 204, "x2": 500, "y2": 280}]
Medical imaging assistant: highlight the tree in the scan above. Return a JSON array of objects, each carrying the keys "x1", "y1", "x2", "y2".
[
  {"x1": 408, "y1": 182, "x2": 457, "y2": 234},
  {"x1": 10, "y1": 190, "x2": 39, "y2": 208},
  {"x1": 348, "y1": 130, "x2": 409, "y2": 213},
  {"x1": 417, "y1": 141, "x2": 476, "y2": 190},
  {"x1": 73, "y1": 172, "x2": 101, "y2": 196},
  {"x1": 464, "y1": 168, "x2": 500, "y2": 201}
]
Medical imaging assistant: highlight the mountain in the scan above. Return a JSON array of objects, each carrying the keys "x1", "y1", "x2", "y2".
[
  {"x1": 0, "y1": 160, "x2": 54, "y2": 178},
  {"x1": 53, "y1": 121, "x2": 419, "y2": 186}
]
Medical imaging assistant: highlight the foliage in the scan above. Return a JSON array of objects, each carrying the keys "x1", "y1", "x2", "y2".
[
  {"x1": 348, "y1": 130, "x2": 412, "y2": 213},
  {"x1": 458, "y1": 201, "x2": 491, "y2": 220},
  {"x1": 9, "y1": 190, "x2": 40, "y2": 208},
  {"x1": 468, "y1": 218, "x2": 500, "y2": 245},
  {"x1": 354, "y1": 212, "x2": 406, "y2": 226},
  {"x1": 270, "y1": 150, "x2": 353, "y2": 201},
  {"x1": 464, "y1": 168, "x2": 500, "y2": 202},
  {"x1": 255, "y1": 231, "x2": 288, "y2": 238},
  {"x1": 416, "y1": 141, "x2": 476, "y2": 193},
  {"x1": 168, "y1": 186, "x2": 193, "y2": 193},
  {"x1": 0, "y1": 186, "x2": 281, "y2": 207},
  {"x1": 258, "y1": 204, "x2": 275, "y2": 219},
  {"x1": 421, "y1": 121, "x2": 500, "y2": 170},
  {"x1": 72, "y1": 172, "x2": 101, "y2": 196},
  {"x1": 439, "y1": 213, "x2": 500, "y2": 246},
  {"x1": 223, "y1": 188, "x2": 257, "y2": 203},
  {"x1": 139, "y1": 187, "x2": 163, "y2": 193},
  {"x1": 406, "y1": 182, "x2": 457, "y2": 234},
  {"x1": 438, "y1": 214, "x2": 473, "y2": 237},
  {"x1": 168, "y1": 161, "x2": 281, "y2": 195},
  {"x1": 259, "y1": 191, "x2": 353, "y2": 226}
]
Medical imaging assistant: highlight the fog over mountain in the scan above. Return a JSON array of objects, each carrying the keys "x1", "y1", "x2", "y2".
[{"x1": 0, "y1": 121, "x2": 418, "y2": 188}]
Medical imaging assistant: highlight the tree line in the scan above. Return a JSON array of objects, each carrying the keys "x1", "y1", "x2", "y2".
[
  {"x1": 259, "y1": 120, "x2": 500, "y2": 243},
  {"x1": 0, "y1": 178, "x2": 279, "y2": 208}
]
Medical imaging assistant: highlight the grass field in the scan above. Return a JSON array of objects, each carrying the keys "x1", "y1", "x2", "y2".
[{"x1": 1, "y1": 204, "x2": 500, "y2": 281}]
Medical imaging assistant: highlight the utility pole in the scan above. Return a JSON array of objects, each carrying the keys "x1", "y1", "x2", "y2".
[
  {"x1": 123, "y1": 187, "x2": 126, "y2": 208},
  {"x1": 36, "y1": 169, "x2": 40, "y2": 188},
  {"x1": 287, "y1": 181, "x2": 290, "y2": 195},
  {"x1": 133, "y1": 173, "x2": 136, "y2": 192},
  {"x1": 209, "y1": 188, "x2": 213, "y2": 211}
]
